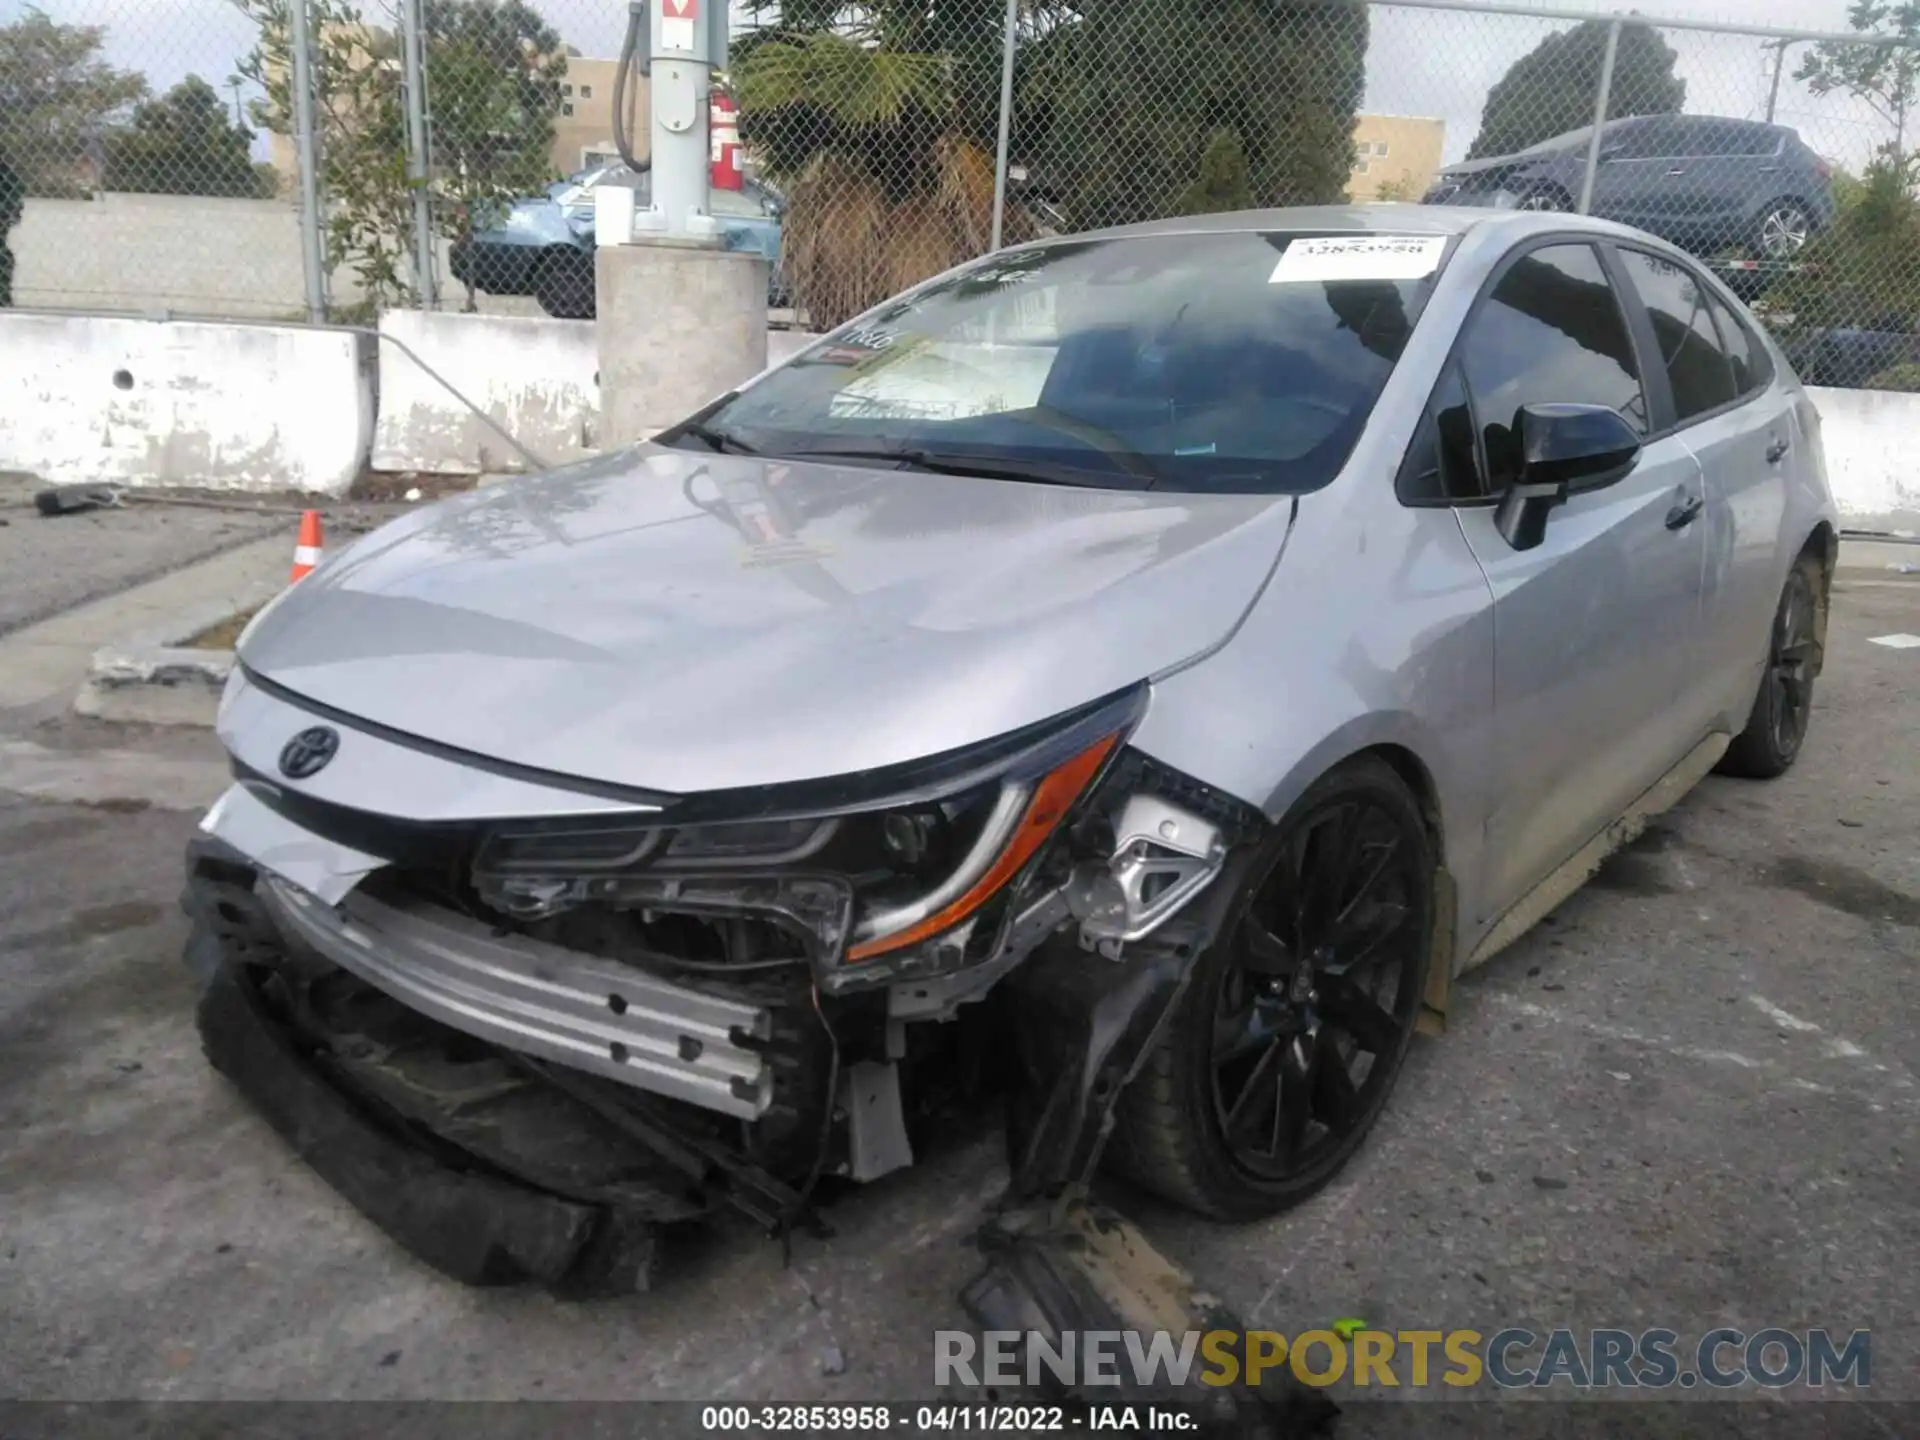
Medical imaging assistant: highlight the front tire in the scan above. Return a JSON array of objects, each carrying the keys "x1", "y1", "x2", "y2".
[
  {"x1": 1516, "y1": 184, "x2": 1571, "y2": 213},
  {"x1": 1107, "y1": 757, "x2": 1434, "y2": 1220},
  {"x1": 1717, "y1": 553, "x2": 1822, "y2": 779}
]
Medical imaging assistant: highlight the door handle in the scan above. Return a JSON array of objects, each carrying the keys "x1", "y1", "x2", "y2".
[
  {"x1": 1765, "y1": 438, "x2": 1790, "y2": 464},
  {"x1": 1665, "y1": 494, "x2": 1704, "y2": 530},
  {"x1": 1666, "y1": 167, "x2": 1687, "y2": 176}
]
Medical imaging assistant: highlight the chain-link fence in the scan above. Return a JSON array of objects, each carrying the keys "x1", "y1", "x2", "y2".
[{"x1": 7, "y1": 1, "x2": 1920, "y2": 388}]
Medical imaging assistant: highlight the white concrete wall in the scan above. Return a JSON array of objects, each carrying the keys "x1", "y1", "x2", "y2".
[
  {"x1": 0, "y1": 314, "x2": 373, "y2": 496},
  {"x1": 372, "y1": 311, "x2": 600, "y2": 475},
  {"x1": 14, "y1": 195, "x2": 311, "y2": 320},
  {"x1": 1807, "y1": 386, "x2": 1920, "y2": 528}
]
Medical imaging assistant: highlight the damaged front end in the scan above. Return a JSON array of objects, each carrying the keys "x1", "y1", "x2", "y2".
[{"x1": 189, "y1": 670, "x2": 1318, "y2": 1424}]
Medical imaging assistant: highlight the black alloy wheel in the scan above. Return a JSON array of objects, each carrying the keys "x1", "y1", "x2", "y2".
[
  {"x1": 1109, "y1": 758, "x2": 1434, "y2": 1219},
  {"x1": 1719, "y1": 553, "x2": 1823, "y2": 779}
]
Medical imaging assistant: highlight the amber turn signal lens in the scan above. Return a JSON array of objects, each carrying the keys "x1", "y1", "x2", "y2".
[{"x1": 845, "y1": 733, "x2": 1119, "y2": 962}]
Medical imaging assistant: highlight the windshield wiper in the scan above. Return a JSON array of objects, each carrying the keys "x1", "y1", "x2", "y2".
[
  {"x1": 666, "y1": 420, "x2": 759, "y2": 456},
  {"x1": 782, "y1": 443, "x2": 1156, "y2": 490}
]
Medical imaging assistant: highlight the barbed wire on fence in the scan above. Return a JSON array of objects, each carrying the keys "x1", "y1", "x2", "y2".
[{"x1": 7, "y1": 0, "x2": 1920, "y2": 388}]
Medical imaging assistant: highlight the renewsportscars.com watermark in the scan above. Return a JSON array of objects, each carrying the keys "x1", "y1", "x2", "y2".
[{"x1": 934, "y1": 1327, "x2": 1872, "y2": 1391}]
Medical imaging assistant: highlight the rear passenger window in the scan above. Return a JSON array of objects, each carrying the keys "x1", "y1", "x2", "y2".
[
  {"x1": 1617, "y1": 249, "x2": 1739, "y2": 420},
  {"x1": 1456, "y1": 243, "x2": 1649, "y2": 492},
  {"x1": 1707, "y1": 294, "x2": 1771, "y2": 394}
]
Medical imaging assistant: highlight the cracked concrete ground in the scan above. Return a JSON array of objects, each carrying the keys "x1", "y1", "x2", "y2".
[{"x1": 0, "y1": 569, "x2": 1914, "y2": 1433}]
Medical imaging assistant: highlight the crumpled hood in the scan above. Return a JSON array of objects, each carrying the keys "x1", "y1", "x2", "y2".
[
  {"x1": 1439, "y1": 148, "x2": 1563, "y2": 181},
  {"x1": 241, "y1": 447, "x2": 1294, "y2": 795}
]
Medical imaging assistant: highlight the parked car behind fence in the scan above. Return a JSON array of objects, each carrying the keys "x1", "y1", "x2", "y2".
[
  {"x1": 1424, "y1": 115, "x2": 1835, "y2": 264},
  {"x1": 451, "y1": 162, "x2": 789, "y2": 320}
]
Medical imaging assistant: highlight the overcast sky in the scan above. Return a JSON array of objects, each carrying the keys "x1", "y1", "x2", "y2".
[{"x1": 11, "y1": 0, "x2": 1894, "y2": 169}]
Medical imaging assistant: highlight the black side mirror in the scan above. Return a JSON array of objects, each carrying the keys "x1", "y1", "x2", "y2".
[{"x1": 1494, "y1": 402, "x2": 1641, "y2": 551}]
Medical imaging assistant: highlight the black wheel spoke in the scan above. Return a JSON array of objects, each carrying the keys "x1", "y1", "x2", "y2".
[
  {"x1": 1320, "y1": 977, "x2": 1401, "y2": 1055},
  {"x1": 1214, "y1": 1010, "x2": 1269, "y2": 1063},
  {"x1": 1331, "y1": 833, "x2": 1402, "y2": 931},
  {"x1": 1328, "y1": 896, "x2": 1411, "y2": 967},
  {"x1": 1302, "y1": 803, "x2": 1365, "y2": 941},
  {"x1": 1241, "y1": 915, "x2": 1294, "y2": 976},
  {"x1": 1313, "y1": 1047, "x2": 1361, "y2": 1131},
  {"x1": 1274, "y1": 1036, "x2": 1314, "y2": 1159},
  {"x1": 1224, "y1": 1039, "x2": 1285, "y2": 1142}
]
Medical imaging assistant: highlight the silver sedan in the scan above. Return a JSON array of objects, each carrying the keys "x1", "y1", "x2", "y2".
[{"x1": 189, "y1": 205, "x2": 1834, "y2": 1293}]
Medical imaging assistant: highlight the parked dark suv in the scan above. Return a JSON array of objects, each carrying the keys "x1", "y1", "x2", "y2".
[{"x1": 1424, "y1": 114, "x2": 1835, "y2": 260}]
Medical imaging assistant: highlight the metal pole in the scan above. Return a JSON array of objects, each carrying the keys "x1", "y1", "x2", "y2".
[
  {"x1": 399, "y1": 0, "x2": 438, "y2": 309},
  {"x1": 288, "y1": 0, "x2": 328, "y2": 323},
  {"x1": 1577, "y1": 18, "x2": 1621, "y2": 216},
  {"x1": 1765, "y1": 39, "x2": 1788, "y2": 123},
  {"x1": 647, "y1": 0, "x2": 714, "y2": 236},
  {"x1": 989, "y1": 0, "x2": 1018, "y2": 252}
]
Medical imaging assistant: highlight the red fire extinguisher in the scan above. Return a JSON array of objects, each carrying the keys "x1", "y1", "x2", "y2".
[{"x1": 710, "y1": 92, "x2": 743, "y2": 192}]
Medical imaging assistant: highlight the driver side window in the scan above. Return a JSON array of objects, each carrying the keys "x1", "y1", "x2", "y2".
[{"x1": 1455, "y1": 243, "x2": 1648, "y2": 493}]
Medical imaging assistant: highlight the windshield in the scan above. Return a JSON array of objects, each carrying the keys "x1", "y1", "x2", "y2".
[{"x1": 681, "y1": 230, "x2": 1447, "y2": 494}]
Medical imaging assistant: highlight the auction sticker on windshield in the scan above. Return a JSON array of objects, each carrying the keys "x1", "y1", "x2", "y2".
[{"x1": 1270, "y1": 234, "x2": 1447, "y2": 284}]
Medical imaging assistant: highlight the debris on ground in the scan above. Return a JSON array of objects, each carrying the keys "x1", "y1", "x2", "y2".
[
  {"x1": 34, "y1": 484, "x2": 120, "y2": 517},
  {"x1": 182, "y1": 606, "x2": 264, "y2": 651}
]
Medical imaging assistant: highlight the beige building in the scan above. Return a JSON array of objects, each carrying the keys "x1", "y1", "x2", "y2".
[
  {"x1": 1348, "y1": 114, "x2": 1446, "y2": 202},
  {"x1": 550, "y1": 56, "x2": 650, "y2": 175}
]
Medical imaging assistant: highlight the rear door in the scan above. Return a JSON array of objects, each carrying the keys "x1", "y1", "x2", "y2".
[
  {"x1": 1613, "y1": 245, "x2": 1794, "y2": 733},
  {"x1": 1676, "y1": 121, "x2": 1766, "y2": 248},
  {"x1": 1440, "y1": 241, "x2": 1710, "y2": 925}
]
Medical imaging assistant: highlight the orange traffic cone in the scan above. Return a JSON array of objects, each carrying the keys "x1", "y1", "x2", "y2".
[{"x1": 289, "y1": 510, "x2": 324, "y2": 583}]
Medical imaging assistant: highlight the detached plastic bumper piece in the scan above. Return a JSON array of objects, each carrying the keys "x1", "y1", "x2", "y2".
[
  {"x1": 963, "y1": 1199, "x2": 1339, "y2": 1439},
  {"x1": 197, "y1": 959, "x2": 610, "y2": 1289}
]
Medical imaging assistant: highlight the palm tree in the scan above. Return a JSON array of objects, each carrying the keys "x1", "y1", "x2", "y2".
[{"x1": 735, "y1": 2, "x2": 1029, "y2": 329}]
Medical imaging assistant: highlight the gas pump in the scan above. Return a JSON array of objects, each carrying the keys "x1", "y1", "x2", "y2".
[
  {"x1": 598, "y1": 0, "x2": 729, "y2": 241},
  {"x1": 595, "y1": 0, "x2": 769, "y2": 446}
]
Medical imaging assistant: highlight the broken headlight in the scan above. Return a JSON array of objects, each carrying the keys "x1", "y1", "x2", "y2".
[{"x1": 470, "y1": 689, "x2": 1146, "y2": 987}]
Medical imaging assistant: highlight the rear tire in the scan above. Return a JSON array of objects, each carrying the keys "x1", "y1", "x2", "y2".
[
  {"x1": 1717, "y1": 553, "x2": 1822, "y2": 779},
  {"x1": 1106, "y1": 758, "x2": 1433, "y2": 1220},
  {"x1": 1754, "y1": 199, "x2": 1815, "y2": 260},
  {"x1": 535, "y1": 249, "x2": 596, "y2": 320}
]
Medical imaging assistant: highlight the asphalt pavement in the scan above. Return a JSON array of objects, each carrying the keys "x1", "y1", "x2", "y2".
[{"x1": 0, "y1": 554, "x2": 1914, "y2": 1431}]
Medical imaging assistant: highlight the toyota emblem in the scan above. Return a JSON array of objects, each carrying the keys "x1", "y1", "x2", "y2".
[{"x1": 278, "y1": 726, "x2": 340, "y2": 780}]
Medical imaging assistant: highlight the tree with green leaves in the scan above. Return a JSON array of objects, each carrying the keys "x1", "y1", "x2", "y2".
[
  {"x1": 102, "y1": 77, "x2": 274, "y2": 198},
  {"x1": 1775, "y1": 154, "x2": 1920, "y2": 347},
  {"x1": 1796, "y1": 1, "x2": 1920, "y2": 166},
  {"x1": 1034, "y1": 1, "x2": 1369, "y2": 231},
  {"x1": 1181, "y1": 129, "x2": 1255, "y2": 215},
  {"x1": 420, "y1": 1, "x2": 565, "y2": 208},
  {"x1": 1466, "y1": 20, "x2": 1685, "y2": 161},
  {"x1": 735, "y1": 0, "x2": 1019, "y2": 328},
  {"x1": 238, "y1": 0, "x2": 565, "y2": 313},
  {"x1": 0, "y1": 9, "x2": 147, "y2": 198}
]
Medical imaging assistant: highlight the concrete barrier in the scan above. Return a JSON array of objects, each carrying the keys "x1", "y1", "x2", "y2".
[
  {"x1": 371, "y1": 311, "x2": 600, "y2": 475},
  {"x1": 0, "y1": 314, "x2": 373, "y2": 496},
  {"x1": 1807, "y1": 387, "x2": 1920, "y2": 530}
]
